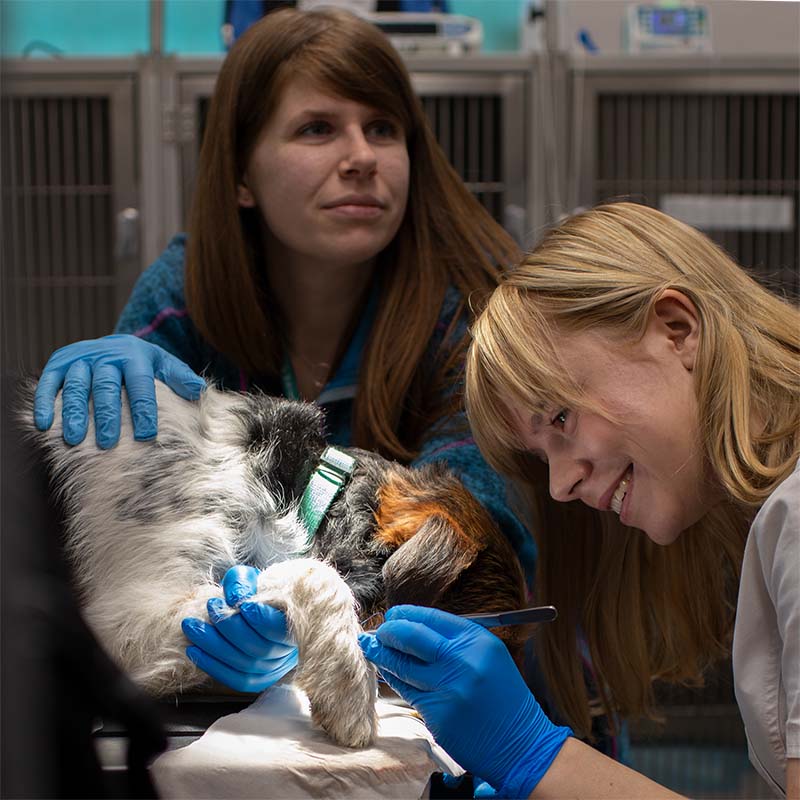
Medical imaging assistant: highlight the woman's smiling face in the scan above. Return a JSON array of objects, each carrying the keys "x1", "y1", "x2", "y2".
[{"x1": 508, "y1": 292, "x2": 722, "y2": 545}]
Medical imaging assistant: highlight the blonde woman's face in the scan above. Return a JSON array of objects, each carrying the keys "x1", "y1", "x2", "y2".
[
  {"x1": 237, "y1": 77, "x2": 410, "y2": 273},
  {"x1": 508, "y1": 294, "x2": 722, "y2": 545}
]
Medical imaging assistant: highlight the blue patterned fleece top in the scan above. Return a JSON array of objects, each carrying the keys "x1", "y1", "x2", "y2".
[{"x1": 115, "y1": 234, "x2": 537, "y2": 586}]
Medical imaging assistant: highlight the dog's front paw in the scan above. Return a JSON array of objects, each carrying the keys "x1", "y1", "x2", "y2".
[
  {"x1": 299, "y1": 653, "x2": 378, "y2": 748},
  {"x1": 255, "y1": 558, "x2": 379, "y2": 747}
]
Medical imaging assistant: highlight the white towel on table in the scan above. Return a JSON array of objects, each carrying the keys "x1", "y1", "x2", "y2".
[{"x1": 150, "y1": 684, "x2": 464, "y2": 799}]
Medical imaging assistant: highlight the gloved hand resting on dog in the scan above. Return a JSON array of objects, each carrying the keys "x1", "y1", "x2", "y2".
[
  {"x1": 34, "y1": 334, "x2": 206, "y2": 449},
  {"x1": 183, "y1": 566, "x2": 299, "y2": 693},
  {"x1": 359, "y1": 605, "x2": 572, "y2": 797}
]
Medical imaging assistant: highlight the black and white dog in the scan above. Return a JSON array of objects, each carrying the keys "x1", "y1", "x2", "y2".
[{"x1": 22, "y1": 383, "x2": 527, "y2": 747}]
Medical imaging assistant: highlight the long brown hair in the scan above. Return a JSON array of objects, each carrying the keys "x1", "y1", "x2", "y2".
[
  {"x1": 466, "y1": 201, "x2": 800, "y2": 736},
  {"x1": 186, "y1": 7, "x2": 519, "y2": 461}
]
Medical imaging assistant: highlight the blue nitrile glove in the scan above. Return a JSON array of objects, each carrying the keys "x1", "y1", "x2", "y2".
[
  {"x1": 33, "y1": 334, "x2": 206, "y2": 449},
  {"x1": 182, "y1": 565, "x2": 298, "y2": 693},
  {"x1": 473, "y1": 779, "x2": 500, "y2": 797},
  {"x1": 359, "y1": 605, "x2": 572, "y2": 798}
]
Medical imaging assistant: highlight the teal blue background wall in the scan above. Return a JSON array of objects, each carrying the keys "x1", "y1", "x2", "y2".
[
  {"x1": 0, "y1": 0, "x2": 526, "y2": 57},
  {"x1": 1, "y1": 0, "x2": 151, "y2": 56}
]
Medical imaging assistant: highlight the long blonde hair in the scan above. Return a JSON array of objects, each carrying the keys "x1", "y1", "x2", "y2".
[
  {"x1": 186, "y1": 7, "x2": 519, "y2": 461},
  {"x1": 466, "y1": 201, "x2": 800, "y2": 736}
]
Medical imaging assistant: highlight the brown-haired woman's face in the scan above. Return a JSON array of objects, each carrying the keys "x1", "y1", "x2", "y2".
[{"x1": 236, "y1": 77, "x2": 410, "y2": 273}]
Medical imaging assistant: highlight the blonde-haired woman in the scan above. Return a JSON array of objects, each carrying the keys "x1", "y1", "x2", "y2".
[{"x1": 361, "y1": 202, "x2": 799, "y2": 798}]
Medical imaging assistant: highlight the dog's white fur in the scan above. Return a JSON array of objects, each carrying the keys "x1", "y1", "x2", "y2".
[
  {"x1": 32, "y1": 385, "x2": 377, "y2": 747},
  {"x1": 252, "y1": 559, "x2": 377, "y2": 748}
]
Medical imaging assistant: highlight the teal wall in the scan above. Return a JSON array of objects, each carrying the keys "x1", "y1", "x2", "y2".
[
  {"x1": 0, "y1": 0, "x2": 525, "y2": 57},
  {"x1": 451, "y1": 0, "x2": 524, "y2": 52},
  {"x1": 164, "y1": 0, "x2": 228, "y2": 54},
  {"x1": 1, "y1": 0, "x2": 150, "y2": 57}
]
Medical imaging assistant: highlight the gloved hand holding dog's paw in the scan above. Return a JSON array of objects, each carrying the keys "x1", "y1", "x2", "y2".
[
  {"x1": 359, "y1": 605, "x2": 572, "y2": 798},
  {"x1": 34, "y1": 334, "x2": 206, "y2": 449},
  {"x1": 183, "y1": 565, "x2": 298, "y2": 693}
]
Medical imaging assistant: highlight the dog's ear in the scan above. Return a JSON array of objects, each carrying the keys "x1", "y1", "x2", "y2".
[
  {"x1": 381, "y1": 513, "x2": 481, "y2": 608},
  {"x1": 375, "y1": 465, "x2": 529, "y2": 668}
]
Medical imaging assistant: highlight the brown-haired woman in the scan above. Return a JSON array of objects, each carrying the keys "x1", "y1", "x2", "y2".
[
  {"x1": 361, "y1": 202, "x2": 799, "y2": 798},
  {"x1": 32, "y1": 6, "x2": 554, "y2": 722}
]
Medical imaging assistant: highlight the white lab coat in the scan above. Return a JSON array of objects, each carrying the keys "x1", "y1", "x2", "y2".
[{"x1": 733, "y1": 459, "x2": 800, "y2": 797}]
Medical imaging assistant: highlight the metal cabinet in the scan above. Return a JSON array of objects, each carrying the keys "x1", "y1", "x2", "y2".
[
  {"x1": 567, "y1": 55, "x2": 800, "y2": 297},
  {"x1": 1, "y1": 62, "x2": 139, "y2": 371},
  {"x1": 5, "y1": 51, "x2": 796, "y2": 373}
]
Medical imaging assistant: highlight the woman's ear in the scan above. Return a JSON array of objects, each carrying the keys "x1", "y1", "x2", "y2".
[
  {"x1": 651, "y1": 289, "x2": 700, "y2": 371},
  {"x1": 236, "y1": 182, "x2": 256, "y2": 208}
]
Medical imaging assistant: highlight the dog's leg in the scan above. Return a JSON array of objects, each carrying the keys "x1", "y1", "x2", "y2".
[
  {"x1": 84, "y1": 576, "x2": 224, "y2": 695},
  {"x1": 81, "y1": 511, "x2": 304, "y2": 697},
  {"x1": 251, "y1": 558, "x2": 378, "y2": 748}
]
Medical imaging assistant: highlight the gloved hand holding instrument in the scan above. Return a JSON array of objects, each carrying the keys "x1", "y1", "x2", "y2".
[
  {"x1": 358, "y1": 604, "x2": 572, "y2": 798},
  {"x1": 34, "y1": 334, "x2": 206, "y2": 449}
]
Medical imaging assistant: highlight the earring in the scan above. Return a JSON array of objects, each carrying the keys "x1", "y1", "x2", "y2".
[{"x1": 237, "y1": 185, "x2": 255, "y2": 208}]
